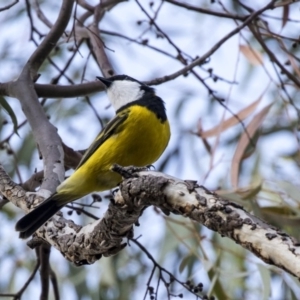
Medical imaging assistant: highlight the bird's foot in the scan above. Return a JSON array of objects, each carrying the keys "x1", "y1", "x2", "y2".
[{"x1": 111, "y1": 164, "x2": 150, "y2": 179}]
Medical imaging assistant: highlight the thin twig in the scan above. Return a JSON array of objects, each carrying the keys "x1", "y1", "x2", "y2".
[
  {"x1": 249, "y1": 24, "x2": 300, "y2": 87},
  {"x1": 145, "y1": 0, "x2": 276, "y2": 85},
  {"x1": 165, "y1": 0, "x2": 246, "y2": 20},
  {"x1": 1, "y1": 258, "x2": 41, "y2": 299},
  {"x1": 0, "y1": 0, "x2": 18, "y2": 12},
  {"x1": 131, "y1": 238, "x2": 201, "y2": 299}
]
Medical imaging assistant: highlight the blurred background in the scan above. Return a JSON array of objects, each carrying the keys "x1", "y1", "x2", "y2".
[{"x1": 0, "y1": 0, "x2": 300, "y2": 299}]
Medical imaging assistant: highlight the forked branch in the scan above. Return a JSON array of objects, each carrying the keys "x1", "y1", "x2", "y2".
[{"x1": 1, "y1": 164, "x2": 299, "y2": 278}]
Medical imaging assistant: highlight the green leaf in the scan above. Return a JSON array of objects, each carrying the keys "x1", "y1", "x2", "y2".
[
  {"x1": 179, "y1": 254, "x2": 193, "y2": 274},
  {"x1": 0, "y1": 96, "x2": 19, "y2": 135},
  {"x1": 258, "y1": 264, "x2": 271, "y2": 300},
  {"x1": 261, "y1": 206, "x2": 300, "y2": 227},
  {"x1": 216, "y1": 179, "x2": 262, "y2": 204},
  {"x1": 277, "y1": 181, "x2": 300, "y2": 203}
]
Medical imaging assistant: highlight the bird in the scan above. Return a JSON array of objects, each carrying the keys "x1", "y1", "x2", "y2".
[{"x1": 15, "y1": 75, "x2": 171, "y2": 239}]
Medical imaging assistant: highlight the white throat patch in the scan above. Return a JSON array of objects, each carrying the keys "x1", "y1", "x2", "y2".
[{"x1": 107, "y1": 80, "x2": 144, "y2": 111}]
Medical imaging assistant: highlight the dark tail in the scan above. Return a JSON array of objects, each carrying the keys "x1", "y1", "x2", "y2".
[{"x1": 15, "y1": 193, "x2": 64, "y2": 239}]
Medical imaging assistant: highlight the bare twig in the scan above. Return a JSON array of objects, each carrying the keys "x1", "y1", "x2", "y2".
[
  {"x1": 131, "y1": 238, "x2": 202, "y2": 299},
  {"x1": 33, "y1": 0, "x2": 53, "y2": 28},
  {"x1": 0, "y1": 257, "x2": 40, "y2": 299},
  {"x1": 26, "y1": 0, "x2": 74, "y2": 76},
  {"x1": 165, "y1": 0, "x2": 246, "y2": 20},
  {"x1": 249, "y1": 24, "x2": 300, "y2": 87},
  {"x1": 0, "y1": 0, "x2": 18, "y2": 12},
  {"x1": 101, "y1": 29, "x2": 177, "y2": 59},
  {"x1": 145, "y1": 0, "x2": 276, "y2": 85},
  {"x1": 135, "y1": 0, "x2": 189, "y2": 59},
  {"x1": 77, "y1": 0, "x2": 94, "y2": 12},
  {"x1": 65, "y1": 204, "x2": 100, "y2": 220},
  {"x1": 87, "y1": 2, "x2": 115, "y2": 77},
  {"x1": 0, "y1": 120, "x2": 27, "y2": 146},
  {"x1": 39, "y1": 244, "x2": 51, "y2": 300}
]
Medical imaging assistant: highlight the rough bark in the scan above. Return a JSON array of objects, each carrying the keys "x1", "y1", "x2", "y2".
[{"x1": 1, "y1": 164, "x2": 299, "y2": 278}]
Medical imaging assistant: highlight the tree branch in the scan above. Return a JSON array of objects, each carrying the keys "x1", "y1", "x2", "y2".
[
  {"x1": 2, "y1": 81, "x2": 105, "y2": 98},
  {"x1": 26, "y1": 0, "x2": 74, "y2": 77},
  {"x1": 2, "y1": 164, "x2": 299, "y2": 278},
  {"x1": 0, "y1": 0, "x2": 18, "y2": 12},
  {"x1": 39, "y1": 244, "x2": 51, "y2": 300},
  {"x1": 49, "y1": 268, "x2": 60, "y2": 300},
  {"x1": 165, "y1": 0, "x2": 246, "y2": 20},
  {"x1": 21, "y1": 170, "x2": 44, "y2": 192},
  {"x1": 249, "y1": 24, "x2": 300, "y2": 87},
  {"x1": 0, "y1": 251, "x2": 40, "y2": 298},
  {"x1": 4, "y1": 0, "x2": 76, "y2": 196},
  {"x1": 87, "y1": 2, "x2": 116, "y2": 77},
  {"x1": 145, "y1": 0, "x2": 276, "y2": 86}
]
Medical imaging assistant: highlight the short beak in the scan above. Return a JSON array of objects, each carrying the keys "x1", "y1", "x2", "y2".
[{"x1": 97, "y1": 76, "x2": 112, "y2": 88}]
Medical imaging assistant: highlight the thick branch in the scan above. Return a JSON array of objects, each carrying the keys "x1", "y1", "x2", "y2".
[
  {"x1": 34, "y1": 81, "x2": 105, "y2": 98},
  {"x1": 5, "y1": 0, "x2": 76, "y2": 194},
  {"x1": 2, "y1": 81, "x2": 105, "y2": 98},
  {"x1": 2, "y1": 165, "x2": 300, "y2": 277},
  {"x1": 7, "y1": 76, "x2": 64, "y2": 194},
  {"x1": 115, "y1": 171, "x2": 300, "y2": 279}
]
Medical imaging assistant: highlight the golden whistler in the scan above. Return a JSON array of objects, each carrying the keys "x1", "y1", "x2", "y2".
[{"x1": 16, "y1": 75, "x2": 171, "y2": 239}]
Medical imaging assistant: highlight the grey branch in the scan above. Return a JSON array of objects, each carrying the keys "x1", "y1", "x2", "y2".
[
  {"x1": 4, "y1": 0, "x2": 75, "y2": 196},
  {"x1": 1, "y1": 81, "x2": 106, "y2": 98},
  {"x1": 2, "y1": 164, "x2": 299, "y2": 277}
]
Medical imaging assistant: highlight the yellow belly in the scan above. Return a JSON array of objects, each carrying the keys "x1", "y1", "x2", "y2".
[{"x1": 58, "y1": 105, "x2": 170, "y2": 197}]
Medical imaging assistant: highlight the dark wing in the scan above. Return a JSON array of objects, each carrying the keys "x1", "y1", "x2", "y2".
[{"x1": 75, "y1": 110, "x2": 129, "y2": 170}]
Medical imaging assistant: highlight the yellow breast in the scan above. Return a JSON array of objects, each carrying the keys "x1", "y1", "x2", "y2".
[
  {"x1": 108, "y1": 105, "x2": 170, "y2": 167},
  {"x1": 58, "y1": 105, "x2": 170, "y2": 196}
]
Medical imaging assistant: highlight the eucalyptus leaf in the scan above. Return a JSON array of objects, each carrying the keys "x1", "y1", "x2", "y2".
[
  {"x1": 0, "y1": 96, "x2": 19, "y2": 136},
  {"x1": 258, "y1": 264, "x2": 271, "y2": 300}
]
